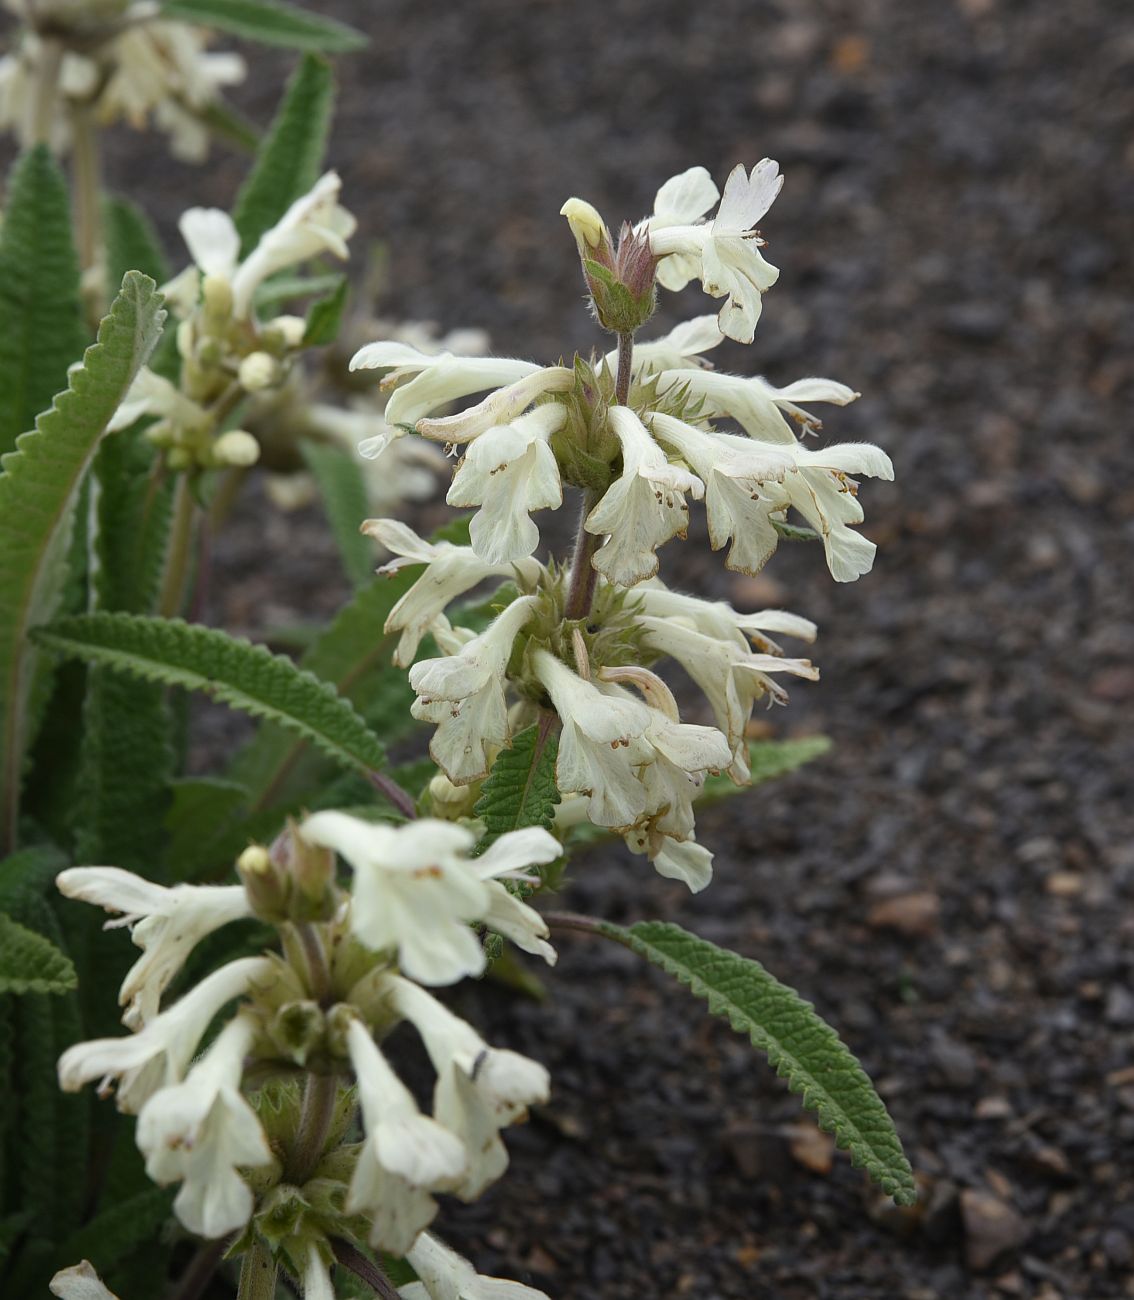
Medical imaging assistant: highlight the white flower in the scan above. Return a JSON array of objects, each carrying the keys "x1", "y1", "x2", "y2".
[
  {"x1": 135, "y1": 1014, "x2": 272, "y2": 1238},
  {"x1": 447, "y1": 405, "x2": 565, "y2": 564},
  {"x1": 401, "y1": 1232, "x2": 552, "y2": 1300},
  {"x1": 170, "y1": 171, "x2": 354, "y2": 321},
  {"x1": 56, "y1": 867, "x2": 251, "y2": 1029},
  {"x1": 387, "y1": 976, "x2": 550, "y2": 1200},
  {"x1": 349, "y1": 342, "x2": 541, "y2": 454},
  {"x1": 585, "y1": 406, "x2": 704, "y2": 586},
  {"x1": 359, "y1": 519, "x2": 541, "y2": 666},
  {"x1": 659, "y1": 367, "x2": 859, "y2": 444},
  {"x1": 303, "y1": 1246, "x2": 336, "y2": 1300},
  {"x1": 636, "y1": 589, "x2": 818, "y2": 681},
  {"x1": 107, "y1": 366, "x2": 209, "y2": 436},
  {"x1": 532, "y1": 650, "x2": 652, "y2": 830},
  {"x1": 49, "y1": 1261, "x2": 119, "y2": 1300},
  {"x1": 473, "y1": 828, "x2": 561, "y2": 965},
  {"x1": 409, "y1": 597, "x2": 539, "y2": 784},
  {"x1": 300, "y1": 813, "x2": 488, "y2": 986},
  {"x1": 415, "y1": 367, "x2": 574, "y2": 445},
  {"x1": 648, "y1": 410, "x2": 795, "y2": 576},
  {"x1": 57, "y1": 956, "x2": 273, "y2": 1113},
  {"x1": 637, "y1": 614, "x2": 818, "y2": 781},
  {"x1": 345, "y1": 1018, "x2": 466, "y2": 1254},
  {"x1": 614, "y1": 314, "x2": 725, "y2": 377},
  {"x1": 647, "y1": 162, "x2": 783, "y2": 343},
  {"x1": 624, "y1": 826, "x2": 715, "y2": 893}
]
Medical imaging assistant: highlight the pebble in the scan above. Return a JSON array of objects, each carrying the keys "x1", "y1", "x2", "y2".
[{"x1": 961, "y1": 1189, "x2": 1031, "y2": 1271}]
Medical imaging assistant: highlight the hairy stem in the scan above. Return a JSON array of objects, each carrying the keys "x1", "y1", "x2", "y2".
[
  {"x1": 368, "y1": 769, "x2": 418, "y2": 819},
  {"x1": 564, "y1": 331, "x2": 634, "y2": 623},
  {"x1": 331, "y1": 1240, "x2": 402, "y2": 1300},
  {"x1": 170, "y1": 1237, "x2": 232, "y2": 1300},
  {"x1": 71, "y1": 102, "x2": 103, "y2": 321},
  {"x1": 30, "y1": 36, "x2": 64, "y2": 148},
  {"x1": 285, "y1": 1069, "x2": 338, "y2": 1186},
  {"x1": 614, "y1": 329, "x2": 634, "y2": 407},
  {"x1": 158, "y1": 474, "x2": 196, "y2": 619},
  {"x1": 237, "y1": 1242, "x2": 277, "y2": 1300}
]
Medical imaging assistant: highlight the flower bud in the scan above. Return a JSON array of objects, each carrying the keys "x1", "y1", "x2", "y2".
[
  {"x1": 202, "y1": 273, "x2": 234, "y2": 329},
  {"x1": 427, "y1": 772, "x2": 479, "y2": 820},
  {"x1": 264, "y1": 314, "x2": 307, "y2": 350},
  {"x1": 561, "y1": 199, "x2": 657, "y2": 335},
  {"x1": 212, "y1": 430, "x2": 261, "y2": 468},
  {"x1": 238, "y1": 843, "x2": 291, "y2": 923},
  {"x1": 238, "y1": 351, "x2": 280, "y2": 392}
]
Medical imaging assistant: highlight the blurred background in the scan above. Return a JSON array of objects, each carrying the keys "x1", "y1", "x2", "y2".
[{"x1": 33, "y1": 0, "x2": 1134, "y2": 1295}]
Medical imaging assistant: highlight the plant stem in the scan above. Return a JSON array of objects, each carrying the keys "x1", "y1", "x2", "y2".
[
  {"x1": 564, "y1": 331, "x2": 634, "y2": 623},
  {"x1": 237, "y1": 1242, "x2": 277, "y2": 1300},
  {"x1": 71, "y1": 101, "x2": 104, "y2": 322},
  {"x1": 543, "y1": 909, "x2": 609, "y2": 936},
  {"x1": 158, "y1": 474, "x2": 196, "y2": 619},
  {"x1": 169, "y1": 1237, "x2": 232, "y2": 1300},
  {"x1": 368, "y1": 769, "x2": 418, "y2": 819},
  {"x1": 285, "y1": 1069, "x2": 338, "y2": 1186},
  {"x1": 614, "y1": 329, "x2": 634, "y2": 407},
  {"x1": 331, "y1": 1240, "x2": 401, "y2": 1300},
  {"x1": 31, "y1": 36, "x2": 64, "y2": 147}
]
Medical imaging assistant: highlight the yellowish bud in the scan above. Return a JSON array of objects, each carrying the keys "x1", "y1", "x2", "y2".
[
  {"x1": 238, "y1": 351, "x2": 279, "y2": 392},
  {"x1": 560, "y1": 197, "x2": 609, "y2": 253},
  {"x1": 212, "y1": 430, "x2": 261, "y2": 468}
]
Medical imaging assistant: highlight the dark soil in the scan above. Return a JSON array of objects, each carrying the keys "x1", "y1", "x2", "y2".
[{"x1": 101, "y1": 1, "x2": 1134, "y2": 1296}]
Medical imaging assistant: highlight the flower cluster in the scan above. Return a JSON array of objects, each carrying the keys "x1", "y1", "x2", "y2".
[
  {"x1": 55, "y1": 813, "x2": 559, "y2": 1296},
  {"x1": 110, "y1": 171, "x2": 356, "y2": 471},
  {"x1": 348, "y1": 162, "x2": 893, "y2": 891},
  {"x1": 0, "y1": 1, "x2": 245, "y2": 161}
]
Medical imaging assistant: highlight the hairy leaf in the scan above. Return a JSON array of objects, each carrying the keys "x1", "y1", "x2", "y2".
[
  {"x1": 0, "y1": 146, "x2": 85, "y2": 459},
  {"x1": 302, "y1": 275, "x2": 349, "y2": 346},
  {"x1": 232, "y1": 54, "x2": 334, "y2": 256},
  {"x1": 33, "y1": 612, "x2": 387, "y2": 777},
  {"x1": 702, "y1": 735, "x2": 831, "y2": 803},
  {"x1": 161, "y1": 0, "x2": 366, "y2": 52},
  {"x1": 55, "y1": 1187, "x2": 174, "y2": 1278},
  {"x1": 103, "y1": 194, "x2": 169, "y2": 295},
  {"x1": 0, "y1": 911, "x2": 76, "y2": 994},
  {"x1": 474, "y1": 723, "x2": 560, "y2": 852},
  {"x1": 0, "y1": 273, "x2": 165, "y2": 851},
  {"x1": 603, "y1": 919, "x2": 916, "y2": 1205},
  {"x1": 227, "y1": 574, "x2": 417, "y2": 811},
  {"x1": 300, "y1": 438, "x2": 372, "y2": 587}
]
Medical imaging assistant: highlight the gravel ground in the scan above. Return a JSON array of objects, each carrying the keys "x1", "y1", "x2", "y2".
[{"x1": 93, "y1": 0, "x2": 1134, "y2": 1295}]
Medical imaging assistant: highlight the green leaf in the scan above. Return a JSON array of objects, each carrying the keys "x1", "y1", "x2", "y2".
[
  {"x1": 602, "y1": 919, "x2": 916, "y2": 1205},
  {"x1": 226, "y1": 575, "x2": 418, "y2": 812},
  {"x1": 702, "y1": 735, "x2": 831, "y2": 803},
  {"x1": 253, "y1": 271, "x2": 344, "y2": 312},
  {"x1": 55, "y1": 1187, "x2": 174, "y2": 1279},
  {"x1": 232, "y1": 54, "x2": 334, "y2": 256},
  {"x1": 302, "y1": 275, "x2": 349, "y2": 346},
  {"x1": 0, "y1": 272, "x2": 165, "y2": 851},
  {"x1": 299, "y1": 438, "x2": 372, "y2": 587},
  {"x1": 473, "y1": 723, "x2": 560, "y2": 852},
  {"x1": 160, "y1": 0, "x2": 367, "y2": 52},
  {"x1": 32, "y1": 612, "x2": 387, "y2": 778},
  {"x1": 0, "y1": 911, "x2": 76, "y2": 994},
  {"x1": 103, "y1": 194, "x2": 170, "y2": 295},
  {"x1": 0, "y1": 146, "x2": 85, "y2": 460}
]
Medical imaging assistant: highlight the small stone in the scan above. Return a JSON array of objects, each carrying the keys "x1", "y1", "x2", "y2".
[
  {"x1": 975, "y1": 1097, "x2": 1014, "y2": 1120},
  {"x1": 1103, "y1": 1228, "x2": 1133, "y2": 1269},
  {"x1": 867, "y1": 890, "x2": 941, "y2": 936},
  {"x1": 961, "y1": 1189, "x2": 1030, "y2": 1271},
  {"x1": 788, "y1": 1122, "x2": 835, "y2": 1175},
  {"x1": 1106, "y1": 986, "x2": 1134, "y2": 1026},
  {"x1": 1045, "y1": 871, "x2": 1084, "y2": 897}
]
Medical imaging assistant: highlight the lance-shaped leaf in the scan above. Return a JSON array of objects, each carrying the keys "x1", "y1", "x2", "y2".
[
  {"x1": 161, "y1": 0, "x2": 367, "y2": 53},
  {"x1": 0, "y1": 146, "x2": 85, "y2": 460},
  {"x1": 599, "y1": 919, "x2": 916, "y2": 1205},
  {"x1": 474, "y1": 722, "x2": 561, "y2": 852},
  {"x1": 701, "y1": 735, "x2": 831, "y2": 804},
  {"x1": 0, "y1": 272, "x2": 165, "y2": 851},
  {"x1": 0, "y1": 912, "x2": 76, "y2": 995},
  {"x1": 232, "y1": 53, "x2": 335, "y2": 255},
  {"x1": 32, "y1": 613, "x2": 387, "y2": 778},
  {"x1": 300, "y1": 438, "x2": 372, "y2": 587}
]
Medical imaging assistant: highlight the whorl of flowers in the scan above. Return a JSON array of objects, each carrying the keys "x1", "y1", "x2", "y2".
[
  {"x1": 55, "y1": 814, "x2": 558, "y2": 1293},
  {"x1": 349, "y1": 161, "x2": 893, "y2": 892},
  {"x1": 0, "y1": 1, "x2": 246, "y2": 161}
]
